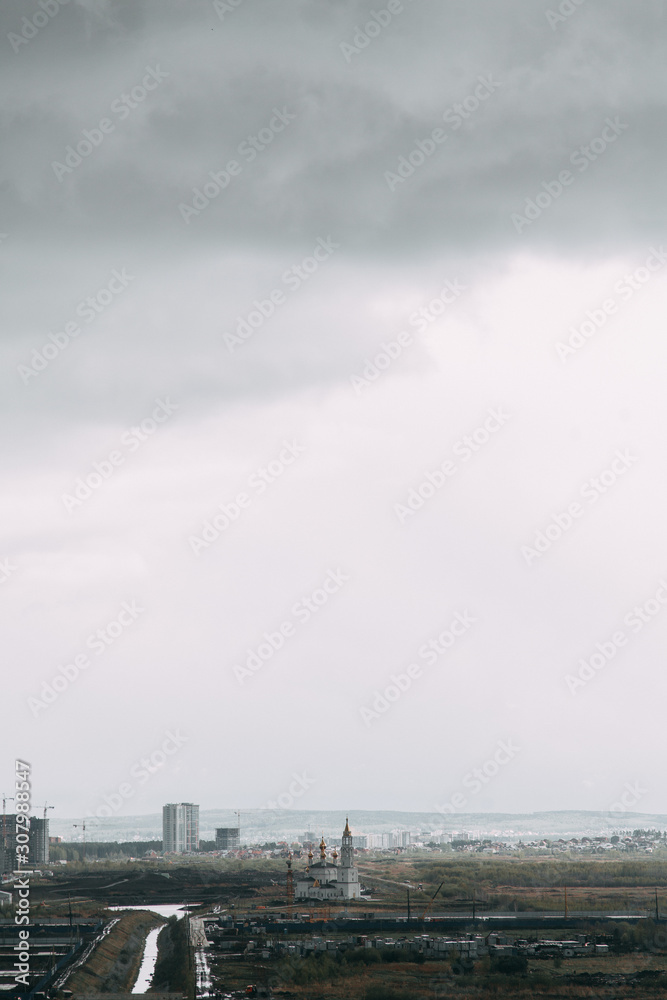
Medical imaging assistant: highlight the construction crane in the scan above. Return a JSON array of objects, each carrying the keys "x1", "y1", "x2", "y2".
[
  {"x1": 72, "y1": 821, "x2": 87, "y2": 863},
  {"x1": 33, "y1": 804, "x2": 54, "y2": 865},
  {"x1": 422, "y1": 881, "x2": 445, "y2": 921},
  {"x1": 1, "y1": 794, "x2": 14, "y2": 851}
]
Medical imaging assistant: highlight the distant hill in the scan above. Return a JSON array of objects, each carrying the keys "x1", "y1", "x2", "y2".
[{"x1": 50, "y1": 809, "x2": 667, "y2": 844}]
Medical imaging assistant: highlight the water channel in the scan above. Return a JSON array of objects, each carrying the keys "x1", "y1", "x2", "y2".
[{"x1": 107, "y1": 903, "x2": 188, "y2": 993}]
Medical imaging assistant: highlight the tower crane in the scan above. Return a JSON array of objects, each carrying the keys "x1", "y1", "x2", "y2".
[
  {"x1": 33, "y1": 804, "x2": 54, "y2": 864},
  {"x1": 1, "y1": 794, "x2": 14, "y2": 850},
  {"x1": 72, "y1": 820, "x2": 87, "y2": 863}
]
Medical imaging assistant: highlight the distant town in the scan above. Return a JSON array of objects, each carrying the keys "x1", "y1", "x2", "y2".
[
  {"x1": 3, "y1": 799, "x2": 665, "y2": 877},
  {"x1": 4, "y1": 797, "x2": 667, "y2": 998}
]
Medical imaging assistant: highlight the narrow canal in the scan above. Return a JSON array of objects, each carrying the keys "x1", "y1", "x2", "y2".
[{"x1": 108, "y1": 903, "x2": 188, "y2": 993}]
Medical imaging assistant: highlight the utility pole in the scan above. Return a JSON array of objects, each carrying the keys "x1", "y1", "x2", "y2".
[
  {"x1": 286, "y1": 853, "x2": 294, "y2": 919},
  {"x1": 406, "y1": 889, "x2": 410, "y2": 923},
  {"x1": 564, "y1": 885, "x2": 568, "y2": 919},
  {"x1": 185, "y1": 901, "x2": 193, "y2": 1000},
  {"x1": 656, "y1": 887, "x2": 660, "y2": 922}
]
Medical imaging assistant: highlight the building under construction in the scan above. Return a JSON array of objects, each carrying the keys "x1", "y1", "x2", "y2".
[
  {"x1": 28, "y1": 816, "x2": 49, "y2": 864},
  {"x1": 0, "y1": 814, "x2": 50, "y2": 873},
  {"x1": 215, "y1": 826, "x2": 240, "y2": 850}
]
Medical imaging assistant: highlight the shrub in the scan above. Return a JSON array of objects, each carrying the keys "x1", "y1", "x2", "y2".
[
  {"x1": 346, "y1": 947, "x2": 382, "y2": 965},
  {"x1": 492, "y1": 954, "x2": 528, "y2": 975}
]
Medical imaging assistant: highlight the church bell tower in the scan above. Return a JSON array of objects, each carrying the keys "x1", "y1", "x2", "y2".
[{"x1": 338, "y1": 817, "x2": 359, "y2": 896}]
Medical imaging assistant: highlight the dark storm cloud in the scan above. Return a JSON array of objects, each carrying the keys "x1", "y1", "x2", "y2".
[
  {"x1": 1, "y1": 0, "x2": 666, "y2": 255},
  {"x1": 2, "y1": 0, "x2": 665, "y2": 431}
]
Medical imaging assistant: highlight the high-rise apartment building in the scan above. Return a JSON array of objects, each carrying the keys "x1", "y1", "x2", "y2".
[
  {"x1": 0, "y1": 814, "x2": 17, "y2": 875},
  {"x1": 29, "y1": 817, "x2": 49, "y2": 865},
  {"x1": 1, "y1": 815, "x2": 50, "y2": 872},
  {"x1": 162, "y1": 803, "x2": 199, "y2": 853}
]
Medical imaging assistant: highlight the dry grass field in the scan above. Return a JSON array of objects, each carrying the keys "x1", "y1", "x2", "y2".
[{"x1": 27, "y1": 854, "x2": 667, "y2": 998}]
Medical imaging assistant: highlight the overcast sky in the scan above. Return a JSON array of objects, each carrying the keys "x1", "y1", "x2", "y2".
[{"x1": 2, "y1": 0, "x2": 667, "y2": 828}]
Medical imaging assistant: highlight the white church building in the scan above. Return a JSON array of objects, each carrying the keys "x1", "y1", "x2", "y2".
[{"x1": 295, "y1": 818, "x2": 360, "y2": 900}]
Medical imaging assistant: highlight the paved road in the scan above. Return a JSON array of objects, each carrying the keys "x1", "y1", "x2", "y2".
[{"x1": 188, "y1": 915, "x2": 209, "y2": 948}]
